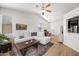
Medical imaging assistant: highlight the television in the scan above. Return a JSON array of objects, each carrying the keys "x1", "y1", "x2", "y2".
[{"x1": 31, "y1": 32, "x2": 37, "y2": 36}]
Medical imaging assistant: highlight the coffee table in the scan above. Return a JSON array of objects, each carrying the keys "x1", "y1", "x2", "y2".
[{"x1": 15, "y1": 39, "x2": 39, "y2": 56}]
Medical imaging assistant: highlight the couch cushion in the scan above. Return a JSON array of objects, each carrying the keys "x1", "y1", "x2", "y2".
[{"x1": 38, "y1": 37, "x2": 50, "y2": 45}]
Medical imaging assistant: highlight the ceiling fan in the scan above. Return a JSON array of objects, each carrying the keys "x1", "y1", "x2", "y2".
[
  {"x1": 36, "y1": 3, "x2": 52, "y2": 15},
  {"x1": 41, "y1": 3, "x2": 52, "y2": 15}
]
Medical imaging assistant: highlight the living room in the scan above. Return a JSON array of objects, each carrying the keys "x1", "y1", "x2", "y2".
[
  {"x1": 0, "y1": 3, "x2": 52, "y2": 56},
  {"x1": 0, "y1": 3, "x2": 79, "y2": 56}
]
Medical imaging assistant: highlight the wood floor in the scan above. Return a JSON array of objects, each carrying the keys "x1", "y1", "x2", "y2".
[{"x1": 44, "y1": 36, "x2": 79, "y2": 56}]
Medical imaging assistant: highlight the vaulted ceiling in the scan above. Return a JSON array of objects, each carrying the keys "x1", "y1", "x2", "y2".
[{"x1": 0, "y1": 3, "x2": 79, "y2": 22}]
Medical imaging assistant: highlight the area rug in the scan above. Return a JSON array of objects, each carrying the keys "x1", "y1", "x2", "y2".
[{"x1": 25, "y1": 42, "x2": 53, "y2": 56}]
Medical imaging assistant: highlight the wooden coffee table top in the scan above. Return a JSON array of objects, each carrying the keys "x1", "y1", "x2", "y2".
[{"x1": 15, "y1": 39, "x2": 38, "y2": 50}]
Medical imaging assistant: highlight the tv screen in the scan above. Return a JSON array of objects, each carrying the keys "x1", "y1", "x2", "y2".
[{"x1": 31, "y1": 32, "x2": 37, "y2": 36}]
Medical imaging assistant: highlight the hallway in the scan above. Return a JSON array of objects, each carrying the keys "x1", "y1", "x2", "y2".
[{"x1": 44, "y1": 36, "x2": 79, "y2": 56}]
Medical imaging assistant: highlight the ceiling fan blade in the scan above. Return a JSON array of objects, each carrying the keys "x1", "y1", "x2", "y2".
[
  {"x1": 46, "y1": 10, "x2": 52, "y2": 12},
  {"x1": 45, "y1": 4, "x2": 51, "y2": 8}
]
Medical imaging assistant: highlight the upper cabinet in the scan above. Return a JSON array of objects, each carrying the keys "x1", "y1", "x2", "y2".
[{"x1": 68, "y1": 16, "x2": 79, "y2": 33}]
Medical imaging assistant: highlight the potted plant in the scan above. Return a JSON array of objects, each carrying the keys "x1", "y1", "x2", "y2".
[{"x1": 0, "y1": 34, "x2": 10, "y2": 43}]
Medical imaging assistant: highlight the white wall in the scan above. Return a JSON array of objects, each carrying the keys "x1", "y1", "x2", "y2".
[
  {"x1": 64, "y1": 7, "x2": 79, "y2": 52},
  {"x1": 50, "y1": 17, "x2": 63, "y2": 42},
  {"x1": 0, "y1": 8, "x2": 49, "y2": 37},
  {"x1": 0, "y1": 15, "x2": 2, "y2": 34},
  {"x1": 50, "y1": 17, "x2": 63, "y2": 36},
  {"x1": 0, "y1": 7, "x2": 2, "y2": 34}
]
